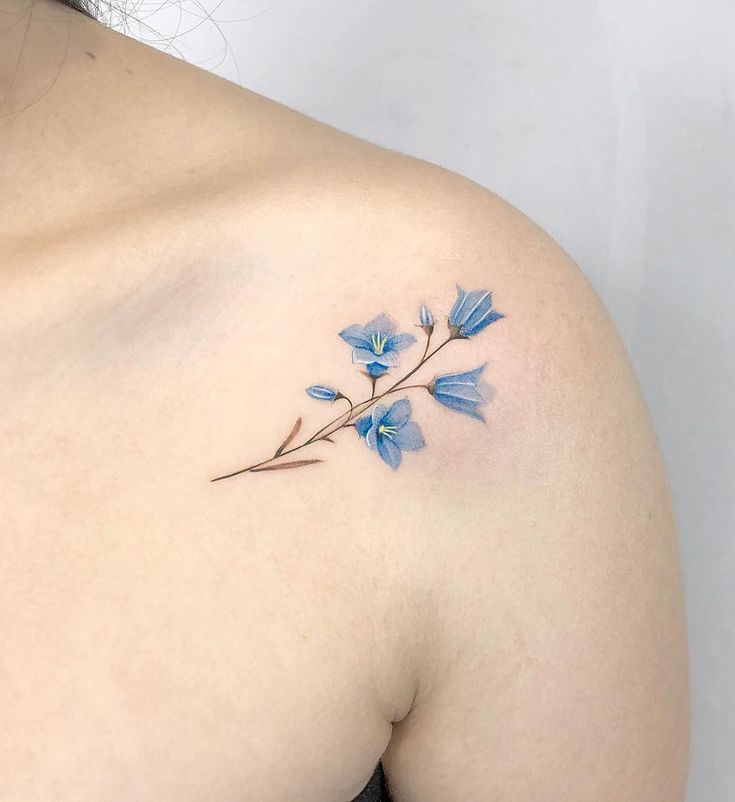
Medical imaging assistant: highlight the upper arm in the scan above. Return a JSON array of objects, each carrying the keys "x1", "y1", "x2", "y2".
[{"x1": 376, "y1": 176, "x2": 689, "y2": 801}]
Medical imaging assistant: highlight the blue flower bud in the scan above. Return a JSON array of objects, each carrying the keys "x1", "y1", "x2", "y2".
[
  {"x1": 306, "y1": 385, "x2": 339, "y2": 401},
  {"x1": 419, "y1": 303, "x2": 435, "y2": 329}
]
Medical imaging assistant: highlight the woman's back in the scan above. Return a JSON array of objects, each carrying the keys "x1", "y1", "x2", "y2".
[{"x1": 1, "y1": 3, "x2": 689, "y2": 800}]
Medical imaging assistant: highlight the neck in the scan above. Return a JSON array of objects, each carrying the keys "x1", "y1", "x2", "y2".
[
  {"x1": 0, "y1": 0, "x2": 276, "y2": 257},
  {"x1": 0, "y1": 1, "x2": 93, "y2": 111}
]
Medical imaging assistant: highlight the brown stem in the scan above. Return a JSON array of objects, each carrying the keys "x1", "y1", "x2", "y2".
[
  {"x1": 305, "y1": 396, "x2": 353, "y2": 444},
  {"x1": 421, "y1": 330, "x2": 432, "y2": 361},
  {"x1": 209, "y1": 336, "x2": 456, "y2": 482}
]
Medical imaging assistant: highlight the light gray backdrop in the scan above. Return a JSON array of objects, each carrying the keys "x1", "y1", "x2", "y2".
[{"x1": 126, "y1": 1, "x2": 735, "y2": 799}]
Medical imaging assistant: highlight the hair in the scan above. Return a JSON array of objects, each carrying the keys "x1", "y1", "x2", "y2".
[
  {"x1": 50, "y1": 2, "x2": 225, "y2": 59},
  {"x1": 53, "y1": 0, "x2": 97, "y2": 18}
]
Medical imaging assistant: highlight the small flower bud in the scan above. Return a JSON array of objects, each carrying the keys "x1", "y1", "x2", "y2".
[
  {"x1": 419, "y1": 303, "x2": 435, "y2": 335},
  {"x1": 305, "y1": 385, "x2": 339, "y2": 402}
]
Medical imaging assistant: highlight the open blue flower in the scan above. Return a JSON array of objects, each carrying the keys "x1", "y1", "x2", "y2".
[
  {"x1": 355, "y1": 398, "x2": 426, "y2": 469},
  {"x1": 429, "y1": 364, "x2": 492, "y2": 421},
  {"x1": 448, "y1": 286, "x2": 504, "y2": 338},
  {"x1": 339, "y1": 313, "x2": 416, "y2": 377}
]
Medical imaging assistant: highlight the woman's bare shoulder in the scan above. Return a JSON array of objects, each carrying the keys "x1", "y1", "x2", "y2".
[{"x1": 2, "y1": 12, "x2": 688, "y2": 799}]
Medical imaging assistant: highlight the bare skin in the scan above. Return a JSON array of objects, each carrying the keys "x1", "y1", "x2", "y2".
[{"x1": 0, "y1": 2, "x2": 689, "y2": 800}]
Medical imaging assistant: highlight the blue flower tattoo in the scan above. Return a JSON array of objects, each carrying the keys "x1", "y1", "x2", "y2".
[
  {"x1": 429, "y1": 365, "x2": 491, "y2": 421},
  {"x1": 355, "y1": 399, "x2": 426, "y2": 470},
  {"x1": 339, "y1": 313, "x2": 416, "y2": 378},
  {"x1": 448, "y1": 286, "x2": 504, "y2": 338},
  {"x1": 305, "y1": 385, "x2": 340, "y2": 401},
  {"x1": 211, "y1": 285, "x2": 504, "y2": 480}
]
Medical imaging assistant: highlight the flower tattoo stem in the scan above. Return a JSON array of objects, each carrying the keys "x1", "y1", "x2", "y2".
[
  {"x1": 420, "y1": 331, "x2": 432, "y2": 362},
  {"x1": 210, "y1": 341, "x2": 449, "y2": 481},
  {"x1": 210, "y1": 286, "x2": 504, "y2": 480}
]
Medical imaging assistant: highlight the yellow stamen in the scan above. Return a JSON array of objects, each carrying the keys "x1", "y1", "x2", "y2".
[
  {"x1": 378, "y1": 424, "x2": 398, "y2": 439},
  {"x1": 371, "y1": 332, "x2": 387, "y2": 355}
]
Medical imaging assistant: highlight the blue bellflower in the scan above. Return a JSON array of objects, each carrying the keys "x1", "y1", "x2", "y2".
[
  {"x1": 429, "y1": 364, "x2": 492, "y2": 421},
  {"x1": 355, "y1": 398, "x2": 426, "y2": 469},
  {"x1": 448, "y1": 286, "x2": 504, "y2": 338},
  {"x1": 339, "y1": 313, "x2": 416, "y2": 377}
]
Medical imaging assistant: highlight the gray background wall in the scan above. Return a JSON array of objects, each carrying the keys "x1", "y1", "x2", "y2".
[{"x1": 127, "y1": 1, "x2": 735, "y2": 798}]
